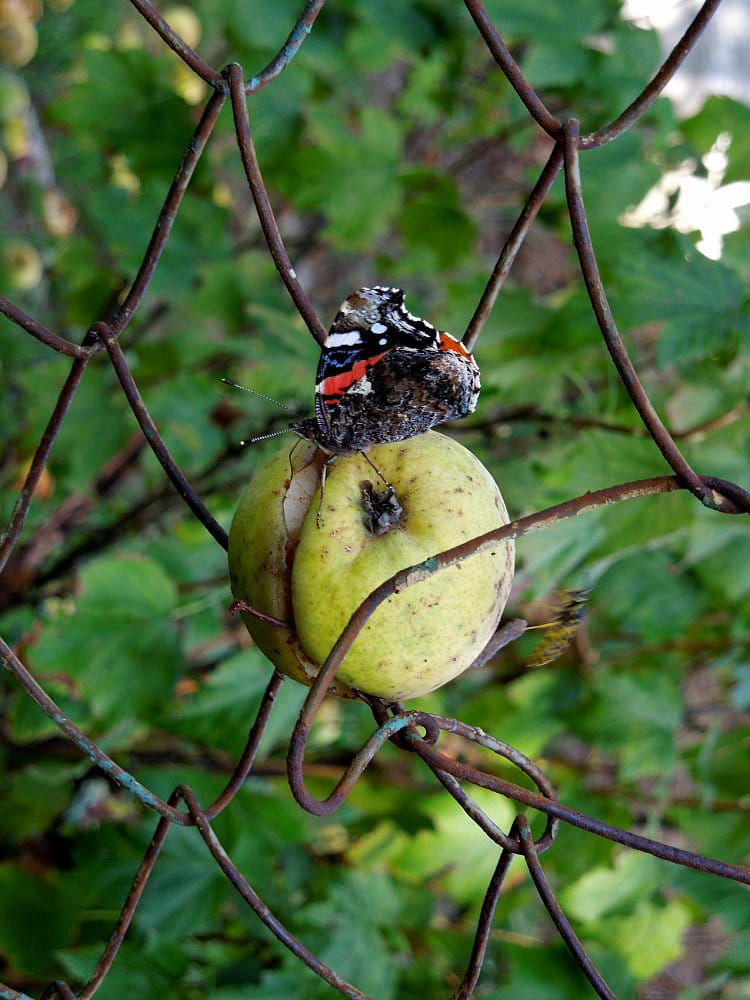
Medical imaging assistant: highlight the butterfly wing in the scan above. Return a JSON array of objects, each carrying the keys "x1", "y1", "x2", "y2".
[
  {"x1": 313, "y1": 287, "x2": 423, "y2": 430},
  {"x1": 304, "y1": 286, "x2": 479, "y2": 453},
  {"x1": 314, "y1": 342, "x2": 390, "y2": 424}
]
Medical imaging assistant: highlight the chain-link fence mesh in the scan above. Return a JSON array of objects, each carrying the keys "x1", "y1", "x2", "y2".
[{"x1": 1, "y1": 1, "x2": 749, "y2": 997}]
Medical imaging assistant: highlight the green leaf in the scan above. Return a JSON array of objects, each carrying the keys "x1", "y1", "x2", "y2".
[
  {"x1": 683, "y1": 724, "x2": 750, "y2": 806},
  {"x1": 682, "y1": 96, "x2": 750, "y2": 185},
  {"x1": 0, "y1": 867, "x2": 78, "y2": 975},
  {"x1": 487, "y1": 0, "x2": 608, "y2": 48},
  {"x1": 399, "y1": 169, "x2": 476, "y2": 270},
  {"x1": 274, "y1": 106, "x2": 404, "y2": 249},
  {"x1": 523, "y1": 39, "x2": 593, "y2": 89},
  {"x1": 48, "y1": 48, "x2": 196, "y2": 179},
  {"x1": 208, "y1": 972, "x2": 307, "y2": 1000},
  {"x1": 586, "y1": 20, "x2": 666, "y2": 125},
  {"x1": 391, "y1": 787, "x2": 517, "y2": 902},
  {"x1": 223, "y1": 0, "x2": 317, "y2": 52},
  {"x1": 170, "y1": 650, "x2": 306, "y2": 756},
  {"x1": 52, "y1": 235, "x2": 121, "y2": 326},
  {"x1": 144, "y1": 370, "x2": 226, "y2": 469},
  {"x1": 345, "y1": 1, "x2": 436, "y2": 70},
  {"x1": 131, "y1": 825, "x2": 226, "y2": 939},
  {"x1": 610, "y1": 236, "x2": 744, "y2": 366},
  {"x1": 18, "y1": 367, "x2": 132, "y2": 491},
  {"x1": 577, "y1": 667, "x2": 683, "y2": 781},
  {"x1": 484, "y1": 0, "x2": 616, "y2": 96},
  {"x1": 597, "y1": 549, "x2": 704, "y2": 645},
  {"x1": 463, "y1": 670, "x2": 578, "y2": 760},
  {"x1": 58, "y1": 938, "x2": 191, "y2": 1000},
  {"x1": 579, "y1": 131, "x2": 664, "y2": 238},
  {"x1": 397, "y1": 53, "x2": 452, "y2": 125},
  {"x1": 561, "y1": 851, "x2": 661, "y2": 923},
  {"x1": 25, "y1": 554, "x2": 181, "y2": 727},
  {"x1": 606, "y1": 898, "x2": 692, "y2": 979},
  {"x1": 0, "y1": 763, "x2": 74, "y2": 846},
  {"x1": 685, "y1": 520, "x2": 750, "y2": 601},
  {"x1": 300, "y1": 870, "x2": 404, "y2": 1000}
]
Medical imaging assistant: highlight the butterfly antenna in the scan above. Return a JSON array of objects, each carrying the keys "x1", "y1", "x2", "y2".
[
  {"x1": 221, "y1": 378, "x2": 302, "y2": 417},
  {"x1": 240, "y1": 427, "x2": 295, "y2": 446}
]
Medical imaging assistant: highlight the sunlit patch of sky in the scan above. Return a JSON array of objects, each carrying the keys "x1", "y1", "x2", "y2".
[{"x1": 619, "y1": 0, "x2": 750, "y2": 260}]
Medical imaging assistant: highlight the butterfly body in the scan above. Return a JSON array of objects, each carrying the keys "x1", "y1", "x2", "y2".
[{"x1": 291, "y1": 286, "x2": 480, "y2": 455}]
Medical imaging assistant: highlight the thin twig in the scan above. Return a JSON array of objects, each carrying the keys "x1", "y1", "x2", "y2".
[
  {"x1": 226, "y1": 63, "x2": 328, "y2": 346},
  {"x1": 463, "y1": 143, "x2": 563, "y2": 350},
  {"x1": 462, "y1": 0, "x2": 560, "y2": 138},
  {"x1": 179, "y1": 785, "x2": 372, "y2": 1000},
  {"x1": 0, "y1": 634, "x2": 190, "y2": 826},
  {"x1": 98, "y1": 322, "x2": 229, "y2": 548},
  {"x1": 516, "y1": 816, "x2": 616, "y2": 999},
  {"x1": 582, "y1": 0, "x2": 724, "y2": 149},
  {"x1": 562, "y1": 120, "x2": 744, "y2": 515},
  {"x1": 247, "y1": 0, "x2": 328, "y2": 92},
  {"x1": 0, "y1": 351, "x2": 90, "y2": 575},
  {"x1": 0, "y1": 297, "x2": 91, "y2": 358},
  {"x1": 127, "y1": 0, "x2": 221, "y2": 86},
  {"x1": 112, "y1": 88, "x2": 226, "y2": 333}
]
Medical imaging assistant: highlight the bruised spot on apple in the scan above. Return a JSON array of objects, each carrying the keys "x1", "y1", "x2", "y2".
[{"x1": 228, "y1": 431, "x2": 515, "y2": 702}]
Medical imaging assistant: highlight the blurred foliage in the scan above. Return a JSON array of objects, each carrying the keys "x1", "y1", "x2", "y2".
[{"x1": 1, "y1": 0, "x2": 750, "y2": 998}]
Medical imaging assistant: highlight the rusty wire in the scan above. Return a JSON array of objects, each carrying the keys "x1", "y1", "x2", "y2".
[{"x1": 1, "y1": 1, "x2": 749, "y2": 998}]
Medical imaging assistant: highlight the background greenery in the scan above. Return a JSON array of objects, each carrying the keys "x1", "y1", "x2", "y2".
[{"x1": 1, "y1": 1, "x2": 749, "y2": 997}]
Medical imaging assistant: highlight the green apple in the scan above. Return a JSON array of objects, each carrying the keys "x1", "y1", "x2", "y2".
[
  {"x1": 2, "y1": 239, "x2": 42, "y2": 290},
  {"x1": 162, "y1": 6, "x2": 202, "y2": 47},
  {"x1": 228, "y1": 431, "x2": 514, "y2": 701},
  {"x1": 42, "y1": 187, "x2": 77, "y2": 238},
  {"x1": 0, "y1": 21, "x2": 37, "y2": 67}
]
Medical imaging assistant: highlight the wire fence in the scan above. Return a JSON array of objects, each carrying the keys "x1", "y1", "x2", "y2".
[{"x1": 1, "y1": 1, "x2": 749, "y2": 997}]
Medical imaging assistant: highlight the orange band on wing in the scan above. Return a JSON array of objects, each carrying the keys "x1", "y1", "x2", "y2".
[
  {"x1": 438, "y1": 332, "x2": 472, "y2": 359},
  {"x1": 319, "y1": 351, "x2": 388, "y2": 405}
]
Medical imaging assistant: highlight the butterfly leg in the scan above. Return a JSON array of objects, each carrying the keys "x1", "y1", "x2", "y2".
[
  {"x1": 315, "y1": 454, "x2": 338, "y2": 528},
  {"x1": 358, "y1": 450, "x2": 394, "y2": 491},
  {"x1": 287, "y1": 437, "x2": 302, "y2": 480}
]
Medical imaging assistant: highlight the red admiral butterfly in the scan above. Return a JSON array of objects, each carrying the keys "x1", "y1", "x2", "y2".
[{"x1": 290, "y1": 286, "x2": 480, "y2": 455}]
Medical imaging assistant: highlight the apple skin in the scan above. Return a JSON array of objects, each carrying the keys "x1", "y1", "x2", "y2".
[
  {"x1": 228, "y1": 439, "x2": 360, "y2": 699},
  {"x1": 228, "y1": 431, "x2": 514, "y2": 701}
]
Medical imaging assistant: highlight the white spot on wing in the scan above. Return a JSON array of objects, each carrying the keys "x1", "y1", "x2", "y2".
[
  {"x1": 347, "y1": 375, "x2": 373, "y2": 395},
  {"x1": 326, "y1": 330, "x2": 363, "y2": 347},
  {"x1": 370, "y1": 322, "x2": 387, "y2": 334}
]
